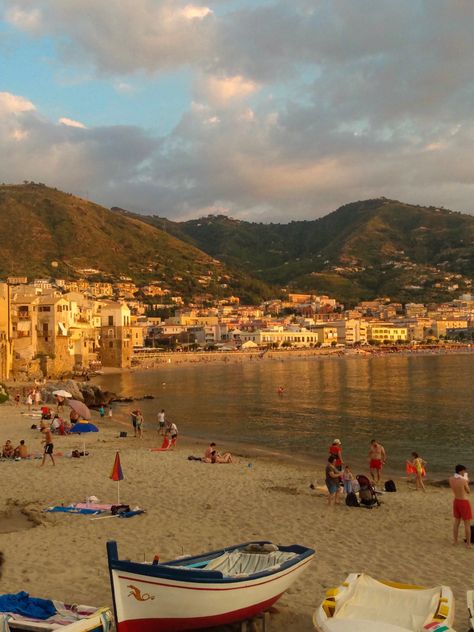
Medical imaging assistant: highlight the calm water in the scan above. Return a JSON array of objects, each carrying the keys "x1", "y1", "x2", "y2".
[{"x1": 96, "y1": 354, "x2": 474, "y2": 476}]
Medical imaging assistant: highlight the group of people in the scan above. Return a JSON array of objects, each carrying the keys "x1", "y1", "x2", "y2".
[
  {"x1": 14, "y1": 387, "x2": 42, "y2": 410},
  {"x1": 324, "y1": 437, "x2": 472, "y2": 548},
  {"x1": 2, "y1": 439, "x2": 28, "y2": 459},
  {"x1": 129, "y1": 408, "x2": 178, "y2": 446}
]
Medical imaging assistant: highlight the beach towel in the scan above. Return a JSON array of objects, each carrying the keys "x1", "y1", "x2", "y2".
[
  {"x1": 150, "y1": 436, "x2": 171, "y2": 451},
  {"x1": 0, "y1": 592, "x2": 56, "y2": 620},
  {"x1": 75, "y1": 503, "x2": 113, "y2": 511},
  {"x1": 45, "y1": 506, "x2": 104, "y2": 515}
]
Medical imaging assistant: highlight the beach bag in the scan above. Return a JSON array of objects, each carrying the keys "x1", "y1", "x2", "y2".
[
  {"x1": 112, "y1": 504, "x2": 130, "y2": 515},
  {"x1": 345, "y1": 492, "x2": 360, "y2": 507},
  {"x1": 384, "y1": 480, "x2": 397, "y2": 492},
  {"x1": 119, "y1": 431, "x2": 127, "y2": 438}
]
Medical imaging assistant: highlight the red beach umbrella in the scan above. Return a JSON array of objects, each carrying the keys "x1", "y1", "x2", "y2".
[{"x1": 110, "y1": 452, "x2": 124, "y2": 504}]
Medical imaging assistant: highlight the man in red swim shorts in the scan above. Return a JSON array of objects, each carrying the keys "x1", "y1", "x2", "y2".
[
  {"x1": 449, "y1": 464, "x2": 472, "y2": 547},
  {"x1": 368, "y1": 439, "x2": 386, "y2": 484}
]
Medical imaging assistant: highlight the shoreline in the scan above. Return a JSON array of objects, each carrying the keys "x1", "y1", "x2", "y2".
[{"x1": 123, "y1": 344, "x2": 474, "y2": 371}]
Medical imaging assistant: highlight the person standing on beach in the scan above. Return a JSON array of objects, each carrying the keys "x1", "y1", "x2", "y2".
[
  {"x1": 325, "y1": 455, "x2": 342, "y2": 506},
  {"x1": 167, "y1": 421, "x2": 178, "y2": 448},
  {"x1": 135, "y1": 410, "x2": 144, "y2": 439},
  {"x1": 408, "y1": 452, "x2": 426, "y2": 492},
  {"x1": 40, "y1": 426, "x2": 55, "y2": 466},
  {"x1": 368, "y1": 439, "x2": 386, "y2": 483},
  {"x1": 130, "y1": 409, "x2": 139, "y2": 437},
  {"x1": 157, "y1": 409, "x2": 166, "y2": 435},
  {"x1": 449, "y1": 464, "x2": 471, "y2": 547},
  {"x1": 329, "y1": 439, "x2": 343, "y2": 472}
]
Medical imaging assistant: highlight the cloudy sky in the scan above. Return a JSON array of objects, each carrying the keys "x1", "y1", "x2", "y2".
[{"x1": 1, "y1": 0, "x2": 474, "y2": 221}]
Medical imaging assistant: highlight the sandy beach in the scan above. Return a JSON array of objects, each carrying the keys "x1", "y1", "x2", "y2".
[{"x1": 0, "y1": 401, "x2": 472, "y2": 631}]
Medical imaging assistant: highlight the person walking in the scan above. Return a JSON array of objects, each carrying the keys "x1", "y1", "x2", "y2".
[
  {"x1": 157, "y1": 409, "x2": 166, "y2": 435},
  {"x1": 368, "y1": 439, "x2": 386, "y2": 484},
  {"x1": 408, "y1": 452, "x2": 426, "y2": 492},
  {"x1": 136, "y1": 410, "x2": 144, "y2": 439},
  {"x1": 40, "y1": 426, "x2": 55, "y2": 466},
  {"x1": 449, "y1": 464, "x2": 471, "y2": 547}
]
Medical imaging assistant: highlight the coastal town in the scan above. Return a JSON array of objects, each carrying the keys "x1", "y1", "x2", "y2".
[{"x1": 0, "y1": 274, "x2": 473, "y2": 380}]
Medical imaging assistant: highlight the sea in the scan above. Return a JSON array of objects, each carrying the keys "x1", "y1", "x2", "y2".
[{"x1": 95, "y1": 353, "x2": 474, "y2": 477}]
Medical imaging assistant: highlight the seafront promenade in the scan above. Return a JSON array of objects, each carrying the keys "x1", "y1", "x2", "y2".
[{"x1": 0, "y1": 399, "x2": 471, "y2": 631}]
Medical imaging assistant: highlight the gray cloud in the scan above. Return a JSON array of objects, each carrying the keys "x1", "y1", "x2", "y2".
[{"x1": 2, "y1": 1, "x2": 474, "y2": 219}]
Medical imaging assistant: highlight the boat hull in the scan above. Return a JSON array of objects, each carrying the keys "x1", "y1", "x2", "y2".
[{"x1": 108, "y1": 541, "x2": 314, "y2": 632}]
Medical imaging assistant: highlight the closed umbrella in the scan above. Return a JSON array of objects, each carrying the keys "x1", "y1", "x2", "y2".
[
  {"x1": 69, "y1": 420, "x2": 98, "y2": 455},
  {"x1": 67, "y1": 399, "x2": 91, "y2": 420}
]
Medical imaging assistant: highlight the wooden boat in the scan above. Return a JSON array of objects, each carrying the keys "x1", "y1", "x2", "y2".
[
  {"x1": 467, "y1": 590, "x2": 473, "y2": 630},
  {"x1": 313, "y1": 573, "x2": 455, "y2": 632},
  {"x1": 0, "y1": 597, "x2": 112, "y2": 631},
  {"x1": 107, "y1": 539, "x2": 315, "y2": 631}
]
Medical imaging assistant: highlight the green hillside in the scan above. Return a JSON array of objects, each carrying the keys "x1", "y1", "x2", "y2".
[
  {"x1": 136, "y1": 198, "x2": 474, "y2": 303},
  {"x1": 0, "y1": 184, "x2": 273, "y2": 303}
]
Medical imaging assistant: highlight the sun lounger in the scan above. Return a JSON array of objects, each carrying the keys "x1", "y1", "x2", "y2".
[{"x1": 467, "y1": 590, "x2": 473, "y2": 630}]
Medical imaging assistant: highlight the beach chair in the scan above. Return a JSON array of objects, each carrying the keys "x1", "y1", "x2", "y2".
[{"x1": 356, "y1": 474, "x2": 380, "y2": 507}]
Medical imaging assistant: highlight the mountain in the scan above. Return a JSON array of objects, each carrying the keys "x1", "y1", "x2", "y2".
[
  {"x1": 135, "y1": 199, "x2": 474, "y2": 304},
  {"x1": 0, "y1": 184, "x2": 273, "y2": 303}
]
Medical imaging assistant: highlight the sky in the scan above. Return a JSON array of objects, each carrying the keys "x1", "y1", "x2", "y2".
[{"x1": 1, "y1": 0, "x2": 474, "y2": 222}]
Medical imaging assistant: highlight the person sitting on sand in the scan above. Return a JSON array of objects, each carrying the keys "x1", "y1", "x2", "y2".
[
  {"x1": 449, "y1": 464, "x2": 471, "y2": 548},
  {"x1": 203, "y1": 442, "x2": 234, "y2": 463},
  {"x1": 2, "y1": 440, "x2": 14, "y2": 458},
  {"x1": 14, "y1": 440, "x2": 28, "y2": 459}
]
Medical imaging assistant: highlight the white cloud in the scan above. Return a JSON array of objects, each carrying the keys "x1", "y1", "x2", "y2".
[
  {"x1": 0, "y1": 91, "x2": 36, "y2": 114},
  {"x1": 59, "y1": 117, "x2": 87, "y2": 129},
  {"x1": 5, "y1": 6, "x2": 41, "y2": 31},
  {"x1": 196, "y1": 74, "x2": 259, "y2": 106},
  {"x1": 180, "y1": 5, "x2": 212, "y2": 19}
]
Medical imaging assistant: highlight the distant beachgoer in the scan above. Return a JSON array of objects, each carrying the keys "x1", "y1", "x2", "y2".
[
  {"x1": 130, "y1": 409, "x2": 139, "y2": 437},
  {"x1": 14, "y1": 393, "x2": 20, "y2": 407},
  {"x1": 2, "y1": 440, "x2": 14, "y2": 458},
  {"x1": 203, "y1": 442, "x2": 234, "y2": 463},
  {"x1": 136, "y1": 411, "x2": 144, "y2": 439},
  {"x1": 34, "y1": 389, "x2": 41, "y2": 407},
  {"x1": 108, "y1": 405, "x2": 113, "y2": 418},
  {"x1": 329, "y1": 439, "x2": 343, "y2": 472},
  {"x1": 277, "y1": 386, "x2": 284, "y2": 395},
  {"x1": 408, "y1": 452, "x2": 426, "y2": 492},
  {"x1": 14, "y1": 440, "x2": 28, "y2": 459},
  {"x1": 167, "y1": 421, "x2": 178, "y2": 448},
  {"x1": 98, "y1": 405, "x2": 105, "y2": 419},
  {"x1": 342, "y1": 465, "x2": 354, "y2": 494},
  {"x1": 51, "y1": 415, "x2": 61, "y2": 434},
  {"x1": 55, "y1": 395, "x2": 65, "y2": 413},
  {"x1": 26, "y1": 392, "x2": 33, "y2": 411},
  {"x1": 41, "y1": 427, "x2": 55, "y2": 466},
  {"x1": 368, "y1": 439, "x2": 386, "y2": 483},
  {"x1": 158, "y1": 409, "x2": 166, "y2": 435},
  {"x1": 70, "y1": 409, "x2": 79, "y2": 425},
  {"x1": 325, "y1": 455, "x2": 342, "y2": 506},
  {"x1": 449, "y1": 464, "x2": 471, "y2": 547}
]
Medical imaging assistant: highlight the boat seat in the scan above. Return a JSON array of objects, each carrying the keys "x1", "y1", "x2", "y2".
[{"x1": 204, "y1": 550, "x2": 297, "y2": 576}]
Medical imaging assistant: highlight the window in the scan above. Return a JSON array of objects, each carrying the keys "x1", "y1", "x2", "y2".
[
  {"x1": 108, "y1": 315, "x2": 114, "y2": 326},
  {"x1": 109, "y1": 341, "x2": 113, "y2": 348}
]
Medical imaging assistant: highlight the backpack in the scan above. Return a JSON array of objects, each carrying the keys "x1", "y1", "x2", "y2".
[
  {"x1": 345, "y1": 491, "x2": 360, "y2": 507},
  {"x1": 384, "y1": 480, "x2": 397, "y2": 492}
]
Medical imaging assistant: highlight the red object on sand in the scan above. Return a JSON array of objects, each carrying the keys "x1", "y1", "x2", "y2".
[{"x1": 110, "y1": 451, "x2": 124, "y2": 481}]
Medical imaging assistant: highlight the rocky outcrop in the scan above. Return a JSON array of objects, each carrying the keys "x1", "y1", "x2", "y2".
[{"x1": 41, "y1": 380, "x2": 116, "y2": 408}]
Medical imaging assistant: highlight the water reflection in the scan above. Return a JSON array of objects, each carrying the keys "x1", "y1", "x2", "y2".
[{"x1": 96, "y1": 354, "x2": 474, "y2": 475}]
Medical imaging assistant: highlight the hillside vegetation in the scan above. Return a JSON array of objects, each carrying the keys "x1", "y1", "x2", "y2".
[
  {"x1": 137, "y1": 198, "x2": 474, "y2": 303},
  {"x1": 0, "y1": 184, "x2": 273, "y2": 303}
]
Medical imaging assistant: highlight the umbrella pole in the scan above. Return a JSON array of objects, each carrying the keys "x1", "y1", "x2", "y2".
[{"x1": 117, "y1": 479, "x2": 120, "y2": 505}]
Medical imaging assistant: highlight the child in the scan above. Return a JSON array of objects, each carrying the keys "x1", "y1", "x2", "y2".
[
  {"x1": 342, "y1": 464, "x2": 354, "y2": 494},
  {"x1": 409, "y1": 452, "x2": 426, "y2": 492},
  {"x1": 98, "y1": 405, "x2": 105, "y2": 419}
]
